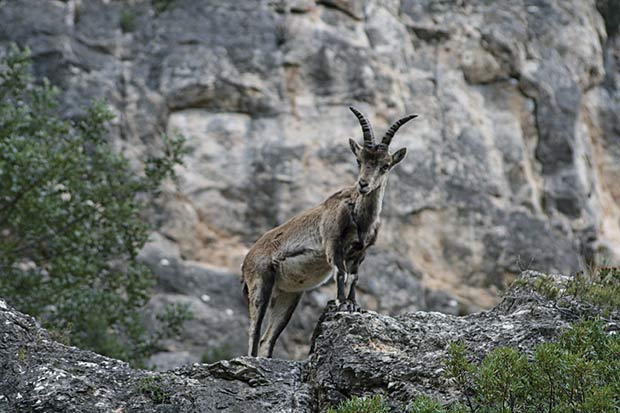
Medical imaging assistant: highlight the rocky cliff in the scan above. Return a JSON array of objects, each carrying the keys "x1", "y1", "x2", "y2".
[
  {"x1": 1, "y1": 0, "x2": 619, "y2": 362},
  {"x1": 0, "y1": 271, "x2": 604, "y2": 412}
]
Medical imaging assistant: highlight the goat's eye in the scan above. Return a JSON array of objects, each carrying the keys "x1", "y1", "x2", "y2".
[
  {"x1": 381, "y1": 165, "x2": 389, "y2": 173},
  {"x1": 356, "y1": 159, "x2": 361, "y2": 167}
]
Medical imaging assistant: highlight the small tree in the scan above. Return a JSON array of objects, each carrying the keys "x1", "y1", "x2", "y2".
[
  {"x1": 435, "y1": 319, "x2": 620, "y2": 413},
  {"x1": 0, "y1": 45, "x2": 189, "y2": 367}
]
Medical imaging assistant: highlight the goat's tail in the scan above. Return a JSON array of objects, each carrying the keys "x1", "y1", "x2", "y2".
[
  {"x1": 242, "y1": 281, "x2": 249, "y2": 301},
  {"x1": 240, "y1": 263, "x2": 249, "y2": 304}
]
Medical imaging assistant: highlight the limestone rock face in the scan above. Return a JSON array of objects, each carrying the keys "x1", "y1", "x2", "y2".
[
  {"x1": 1, "y1": 0, "x2": 619, "y2": 363},
  {"x1": 0, "y1": 272, "x2": 604, "y2": 412}
]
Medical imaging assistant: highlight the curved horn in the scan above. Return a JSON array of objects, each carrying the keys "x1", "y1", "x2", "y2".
[
  {"x1": 349, "y1": 106, "x2": 375, "y2": 148},
  {"x1": 381, "y1": 114, "x2": 418, "y2": 146}
]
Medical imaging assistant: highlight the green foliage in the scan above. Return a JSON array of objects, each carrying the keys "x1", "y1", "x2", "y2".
[
  {"x1": 410, "y1": 396, "x2": 463, "y2": 413},
  {"x1": 529, "y1": 268, "x2": 620, "y2": 316},
  {"x1": 152, "y1": 0, "x2": 176, "y2": 14},
  {"x1": 137, "y1": 376, "x2": 171, "y2": 404},
  {"x1": 17, "y1": 348, "x2": 27, "y2": 363},
  {"x1": 120, "y1": 9, "x2": 136, "y2": 33},
  {"x1": 475, "y1": 347, "x2": 529, "y2": 412},
  {"x1": 410, "y1": 396, "x2": 441, "y2": 413},
  {"x1": 327, "y1": 395, "x2": 390, "y2": 413},
  {"x1": 0, "y1": 45, "x2": 189, "y2": 367},
  {"x1": 532, "y1": 275, "x2": 559, "y2": 299},
  {"x1": 423, "y1": 320, "x2": 620, "y2": 413},
  {"x1": 565, "y1": 268, "x2": 620, "y2": 315},
  {"x1": 201, "y1": 343, "x2": 233, "y2": 364},
  {"x1": 411, "y1": 272, "x2": 620, "y2": 412}
]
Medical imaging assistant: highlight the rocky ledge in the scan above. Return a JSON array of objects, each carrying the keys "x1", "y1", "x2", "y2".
[{"x1": 0, "y1": 271, "x2": 598, "y2": 412}]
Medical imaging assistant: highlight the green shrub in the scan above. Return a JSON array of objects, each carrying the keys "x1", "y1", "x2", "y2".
[
  {"x1": 425, "y1": 319, "x2": 620, "y2": 413},
  {"x1": 565, "y1": 268, "x2": 620, "y2": 315},
  {"x1": 137, "y1": 375, "x2": 171, "y2": 404},
  {"x1": 528, "y1": 268, "x2": 620, "y2": 316},
  {"x1": 327, "y1": 395, "x2": 389, "y2": 413},
  {"x1": 0, "y1": 45, "x2": 189, "y2": 367},
  {"x1": 532, "y1": 275, "x2": 560, "y2": 299},
  {"x1": 409, "y1": 396, "x2": 463, "y2": 413}
]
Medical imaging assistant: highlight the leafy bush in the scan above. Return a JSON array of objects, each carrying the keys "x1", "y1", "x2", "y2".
[
  {"x1": 408, "y1": 270, "x2": 620, "y2": 412},
  {"x1": 137, "y1": 375, "x2": 171, "y2": 404},
  {"x1": 327, "y1": 395, "x2": 390, "y2": 413},
  {"x1": 527, "y1": 267, "x2": 620, "y2": 317},
  {"x1": 410, "y1": 396, "x2": 463, "y2": 413},
  {"x1": 565, "y1": 267, "x2": 620, "y2": 314},
  {"x1": 412, "y1": 319, "x2": 620, "y2": 412},
  {"x1": 0, "y1": 45, "x2": 189, "y2": 367}
]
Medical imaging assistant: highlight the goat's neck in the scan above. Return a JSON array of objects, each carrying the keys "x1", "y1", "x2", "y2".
[{"x1": 352, "y1": 182, "x2": 385, "y2": 236}]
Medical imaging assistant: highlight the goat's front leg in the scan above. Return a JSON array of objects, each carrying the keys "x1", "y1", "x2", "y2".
[
  {"x1": 336, "y1": 268, "x2": 358, "y2": 312},
  {"x1": 347, "y1": 273, "x2": 358, "y2": 302},
  {"x1": 345, "y1": 251, "x2": 366, "y2": 311},
  {"x1": 334, "y1": 271, "x2": 360, "y2": 312},
  {"x1": 326, "y1": 239, "x2": 351, "y2": 311},
  {"x1": 336, "y1": 263, "x2": 361, "y2": 313},
  {"x1": 325, "y1": 207, "x2": 360, "y2": 312}
]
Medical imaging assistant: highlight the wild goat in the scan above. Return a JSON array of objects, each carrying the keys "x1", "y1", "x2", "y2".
[{"x1": 242, "y1": 107, "x2": 417, "y2": 357}]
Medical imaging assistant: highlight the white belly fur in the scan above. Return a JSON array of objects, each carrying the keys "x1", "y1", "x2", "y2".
[{"x1": 277, "y1": 252, "x2": 333, "y2": 293}]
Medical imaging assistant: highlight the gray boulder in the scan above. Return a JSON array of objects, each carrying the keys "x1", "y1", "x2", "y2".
[{"x1": 0, "y1": 297, "x2": 311, "y2": 412}]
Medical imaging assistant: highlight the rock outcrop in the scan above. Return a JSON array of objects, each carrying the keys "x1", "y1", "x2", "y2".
[{"x1": 0, "y1": 271, "x2": 603, "y2": 412}]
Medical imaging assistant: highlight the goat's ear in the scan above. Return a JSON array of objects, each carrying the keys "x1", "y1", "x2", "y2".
[
  {"x1": 391, "y1": 148, "x2": 407, "y2": 166},
  {"x1": 349, "y1": 138, "x2": 362, "y2": 157}
]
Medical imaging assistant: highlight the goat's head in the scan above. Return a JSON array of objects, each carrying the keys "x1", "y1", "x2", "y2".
[{"x1": 348, "y1": 106, "x2": 417, "y2": 195}]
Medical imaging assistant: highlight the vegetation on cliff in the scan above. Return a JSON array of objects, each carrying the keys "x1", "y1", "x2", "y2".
[
  {"x1": 0, "y1": 46, "x2": 189, "y2": 367},
  {"x1": 330, "y1": 268, "x2": 620, "y2": 413}
]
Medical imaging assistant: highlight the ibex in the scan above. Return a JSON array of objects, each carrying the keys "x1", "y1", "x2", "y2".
[{"x1": 242, "y1": 107, "x2": 417, "y2": 357}]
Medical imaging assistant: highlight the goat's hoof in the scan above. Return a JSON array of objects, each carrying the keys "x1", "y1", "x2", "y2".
[
  {"x1": 326, "y1": 299, "x2": 339, "y2": 311},
  {"x1": 338, "y1": 300, "x2": 361, "y2": 313}
]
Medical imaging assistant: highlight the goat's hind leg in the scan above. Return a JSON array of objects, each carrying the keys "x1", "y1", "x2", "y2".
[
  {"x1": 258, "y1": 290, "x2": 302, "y2": 358},
  {"x1": 246, "y1": 264, "x2": 275, "y2": 357}
]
